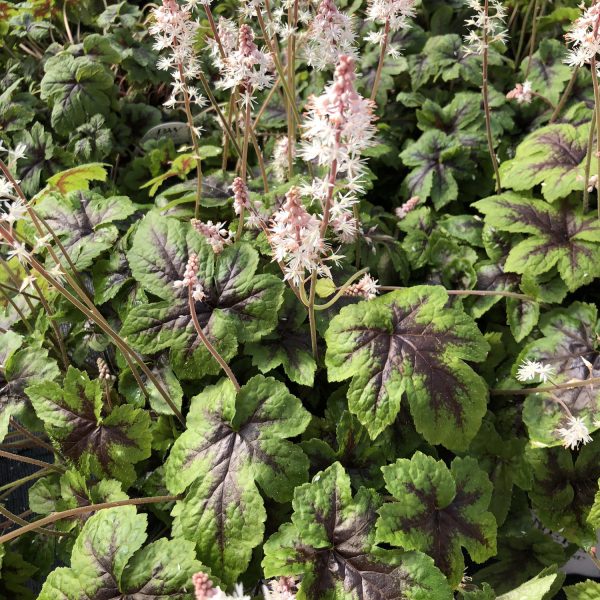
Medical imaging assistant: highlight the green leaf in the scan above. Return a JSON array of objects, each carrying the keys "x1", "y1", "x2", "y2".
[
  {"x1": 263, "y1": 462, "x2": 453, "y2": 600},
  {"x1": 565, "y1": 580, "x2": 600, "y2": 600},
  {"x1": 246, "y1": 290, "x2": 316, "y2": 386},
  {"x1": 400, "y1": 130, "x2": 472, "y2": 209},
  {"x1": 517, "y1": 302, "x2": 600, "y2": 447},
  {"x1": 38, "y1": 505, "x2": 204, "y2": 599},
  {"x1": 498, "y1": 124, "x2": 592, "y2": 201},
  {"x1": 1, "y1": 341, "x2": 60, "y2": 443},
  {"x1": 377, "y1": 452, "x2": 497, "y2": 587},
  {"x1": 325, "y1": 286, "x2": 489, "y2": 449},
  {"x1": 46, "y1": 163, "x2": 108, "y2": 194},
  {"x1": 40, "y1": 53, "x2": 115, "y2": 136},
  {"x1": 527, "y1": 440, "x2": 600, "y2": 544},
  {"x1": 520, "y1": 40, "x2": 572, "y2": 105},
  {"x1": 165, "y1": 375, "x2": 310, "y2": 584},
  {"x1": 36, "y1": 190, "x2": 135, "y2": 270},
  {"x1": 26, "y1": 367, "x2": 151, "y2": 487},
  {"x1": 496, "y1": 567, "x2": 560, "y2": 600},
  {"x1": 122, "y1": 212, "x2": 284, "y2": 378},
  {"x1": 475, "y1": 193, "x2": 600, "y2": 291}
]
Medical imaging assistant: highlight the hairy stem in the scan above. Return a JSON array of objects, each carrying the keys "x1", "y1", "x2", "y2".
[{"x1": 371, "y1": 18, "x2": 390, "y2": 102}]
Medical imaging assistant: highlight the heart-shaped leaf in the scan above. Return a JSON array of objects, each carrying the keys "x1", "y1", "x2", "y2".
[
  {"x1": 325, "y1": 286, "x2": 489, "y2": 449},
  {"x1": 26, "y1": 367, "x2": 151, "y2": 487},
  {"x1": 263, "y1": 461, "x2": 453, "y2": 600},
  {"x1": 516, "y1": 302, "x2": 600, "y2": 447},
  {"x1": 121, "y1": 212, "x2": 284, "y2": 378},
  {"x1": 565, "y1": 581, "x2": 600, "y2": 600},
  {"x1": 376, "y1": 451, "x2": 497, "y2": 587},
  {"x1": 475, "y1": 193, "x2": 600, "y2": 291},
  {"x1": 400, "y1": 130, "x2": 472, "y2": 209},
  {"x1": 40, "y1": 53, "x2": 115, "y2": 136},
  {"x1": 498, "y1": 124, "x2": 592, "y2": 202},
  {"x1": 165, "y1": 375, "x2": 310, "y2": 585},
  {"x1": 38, "y1": 505, "x2": 205, "y2": 599}
]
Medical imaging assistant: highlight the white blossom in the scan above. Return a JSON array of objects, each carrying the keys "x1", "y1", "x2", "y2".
[
  {"x1": 564, "y1": 2, "x2": 600, "y2": 68},
  {"x1": 516, "y1": 359, "x2": 555, "y2": 383},
  {"x1": 463, "y1": 0, "x2": 508, "y2": 56},
  {"x1": 557, "y1": 416, "x2": 593, "y2": 450}
]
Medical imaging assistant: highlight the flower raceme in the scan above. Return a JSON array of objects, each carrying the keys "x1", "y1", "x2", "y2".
[
  {"x1": 173, "y1": 253, "x2": 206, "y2": 301},
  {"x1": 150, "y1": 0, "x2": 205, "y2": 111}
]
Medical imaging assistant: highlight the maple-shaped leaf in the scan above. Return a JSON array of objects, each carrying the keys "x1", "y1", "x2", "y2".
[
  {"x1": 498, "y1": 124, "x2": 592, "y2": 202},
  {"x1": 263, "y1": 462, "x2": 453, "y2": 600},
  {"x1": 565, "y1": 580, "x2": 600, "y2": 600},
  {"x1": 38, "y1": 506, "x2": 205, "y2": 600},
  {"x1": 470, "y1": 261, "x2": 540, "y2": 342},
  {"x1": 165, "y1": 375, "x2": 310, "y2": 585},
  {"x1": 0, "y1": 332, "x2": 60, "y2": 442},
  {"x1": 400, "y1": 130, "x2": 472, "y2": 209},
  {"x1": 516, "y1": 302, "x2": 600, "y2": 447},
  {"x1": 35, "y1": 190, "x2": 135, "y2": 270},
  {"x1": 527, "y1": 440, "x2": 600, "y2": 545},
  {"x1": 467, "y1": 419, "x2": 532, "y2": 527},
  {"x1": 121, "y1": 212, "x2": 284, "y2": 379},
  {"x1": 26, "y1": 367, "x2": 151, "y2": 487},
  {"x1": 376, "y1": 452, "x2": 497, "y2": 587},
  {"x1": 325, "y1": 286, "x2": 489, "y2": 449},
  {"x1": 245, "y1": 290, "x2": 316, "y2": 386},
  {"x1": 29, "y1": 469, "x2": 127, "y2": 533},
  {"x1": 474, "y1": 193, "x2": 600, "y2": 291},
  {"x1": 520, "y1": 40, "x2": 572, "y2": 106}
]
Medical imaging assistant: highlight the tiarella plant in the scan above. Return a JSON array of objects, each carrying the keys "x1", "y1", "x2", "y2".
[{"x1": 3, "y1": 0, "x2": 600, "y2": 599}]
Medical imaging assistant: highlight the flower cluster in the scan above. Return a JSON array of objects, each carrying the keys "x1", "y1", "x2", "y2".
[
  {"x1": 564, "y1": 2, "x2": 600, "y2": 68},
  {"x1": 395, "y1": 195, "x2": 420, "y2": 219},
  {"x1": 150, "y1": 0, "x2": 206, "y2": 111},
  {"x1": 217, "y1": 24, "x2": 274, "y2": 100},
  {"x1": 269, "y1": 186, "x2": 330, "y2": 284},
  {"x1": 191, "y1": 219, "x2": 232, "y2": 254},
  {"x1": 173, "y1": 253, "x2": 206, "y2": 300},
  {"x1": 303, "y1": 0, "x2": 356, "y2": 70},
  {"x1": 343, "y1": 273, "x2": 379, "y2": 300},
  {"x1": 506, "y1": 81, "x2": 533, "y2": 104},
  {"x1": 300, "y1": 55, "x2": 376, "y2": 242},
  {"x1": 192, "y1": 572, "x2": 250, "y2": 600},
  {"x1": 463, "y1": 0, "x2": 508, "y2": 56},
  {"x1": 516, "y1": 359, "x2": 555, "y2": 383},
  {"x1": 557, "y1": 416, "x2": 593, "y2": 450},
  {"x1": 262, "y1": 576, "x2": 297, "y2": 600},
  {"x1": 365, "y1": 0, "x2": 418, "y2": 56}
]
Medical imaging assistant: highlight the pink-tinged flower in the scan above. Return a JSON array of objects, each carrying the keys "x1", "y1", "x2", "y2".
[
  {"x1": 269, "y1": 186, "x2": 330, "y2": 285},
  {"x1": 191, "y1": 219, "x2": 232, "y2": 254},
  {"x1": 303, "y1": 0, "x2": 356, "y2": 71},
  {"x1": 216, "y1": 24, "x2": 274, "y2": 98},
  {"x1": 231, "y1": 177, "x2": 250, "y2": 215},
  {"x1": 150, "y1": 0, "x2": 206, "y2": 109},
  {"x1": 395, "y1": 195, "x2": 420, "y2": 219},
  {"x1": 344, "y1": 273, "x2": 379, "y2": 300},
  {"x1": 506, "y1": 81, "x2": 533, "y2": 104},
  {"x1": 564, "y1": 2, "x2": 600, "y2": 68},
  {"x1": 262, "y1": 576, "x2": 298, "y2": 600},
  {"x1": 463, "y1": 0, "x2": 508, "y2": 56},
  {"x1": 173, "y1": 253, "x2": 206, "y2": 300}
]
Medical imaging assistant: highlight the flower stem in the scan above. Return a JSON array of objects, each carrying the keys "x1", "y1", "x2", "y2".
[
  {"x1": 583, "y1": 111, "x2": 596, "y2": 212},
  {"x1": 188, "y1": 287, "x2": 240, "y2": 391},
  {"x1": 0, "y1": 495, "x2": 180, "y2": 545},
  {"x1": 307, "y1": 272, "x2": 318, "y2": 360},
  {"x1": 370, "y1": 18, "x2": 390, "y2": 102},
  {"x1": 482, "y1": 0, "x2": 502, "y2": 193},
  {"x1": 0, "y1": 449, "x2": 65, "y2": 473},
  {"x1": 550, "y1": 67, "x2": 579, "y2": 123}
]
